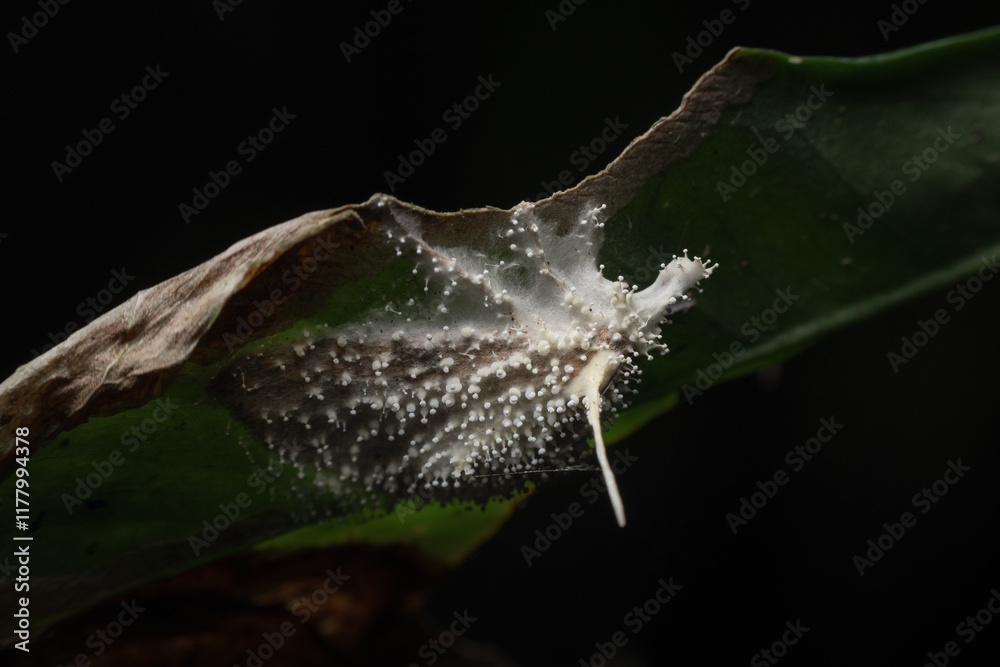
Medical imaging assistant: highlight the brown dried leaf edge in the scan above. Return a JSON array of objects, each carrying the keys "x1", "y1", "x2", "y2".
[{"x1": 0, "y1": 48, "x2": 776, "y2": 461}]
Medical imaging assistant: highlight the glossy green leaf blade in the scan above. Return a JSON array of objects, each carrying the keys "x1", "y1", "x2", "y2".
[{"x1": 598, "y1": 30, "x2": 1000, "y2": 418}]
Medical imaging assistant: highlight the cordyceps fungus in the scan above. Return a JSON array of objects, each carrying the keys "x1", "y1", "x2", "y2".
[{"x1": 210, "y1": 196, "x2": 715, "y2": 526}]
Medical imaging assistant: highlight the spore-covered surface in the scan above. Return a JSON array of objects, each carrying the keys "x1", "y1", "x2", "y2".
[{"x1": 210, "y1": 198, "x2": 714, "y2": 519}]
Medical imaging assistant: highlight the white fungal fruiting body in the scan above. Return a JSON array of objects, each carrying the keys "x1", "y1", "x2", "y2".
[{"x1": 213, "y1": 199, "x2": 715, "y2": 526}]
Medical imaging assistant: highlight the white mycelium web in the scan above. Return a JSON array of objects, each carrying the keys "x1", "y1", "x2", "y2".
[{"x1": 215, "y1": 197, "x2": 715, "y2": 526}]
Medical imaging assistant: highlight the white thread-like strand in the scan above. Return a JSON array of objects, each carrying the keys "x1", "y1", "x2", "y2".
[{"x1": 588, "y1": 378, "x2": 626, "y2": 527}]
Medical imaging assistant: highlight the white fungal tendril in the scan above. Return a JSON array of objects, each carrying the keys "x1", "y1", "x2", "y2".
[
  {"x1": 212, "y1": 196, "x2": 716, "y2": 525},
  {"x1": 580, "y1": 354, "x2": 627, "y2": 527}
]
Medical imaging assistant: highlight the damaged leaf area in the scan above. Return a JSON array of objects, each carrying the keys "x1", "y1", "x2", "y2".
[
  {"x1": 0, "y1": 44, "x2": 760, "y2": 629},
  {"x1": 0, "y1": 46, "x2": 767, "y2": 462},
  {"x1": 208, "y1": 198, "x2": 714, "y2": 527}
]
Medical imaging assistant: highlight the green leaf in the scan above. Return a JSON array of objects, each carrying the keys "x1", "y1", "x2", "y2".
[
  {"x1": 598, "y1": 29, "x2": 1000, "y2": 416},
  {"x1": 3, "y1": 27, "x2": 1000, "y2": 633}
]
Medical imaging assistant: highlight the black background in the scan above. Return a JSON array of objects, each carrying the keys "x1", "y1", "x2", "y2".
[{"x1": 4, "y1": 1, "x2": 1000, "y2": 665}]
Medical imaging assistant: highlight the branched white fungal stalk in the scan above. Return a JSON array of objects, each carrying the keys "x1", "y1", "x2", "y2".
[{"x1": 213, "y1": 197, "x2": 715, "y2": 525}]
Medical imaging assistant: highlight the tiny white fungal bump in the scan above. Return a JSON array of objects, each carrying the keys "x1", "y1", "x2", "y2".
[{"x1": 211, "y1": 199, "x2": 715, "y2": 524}]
